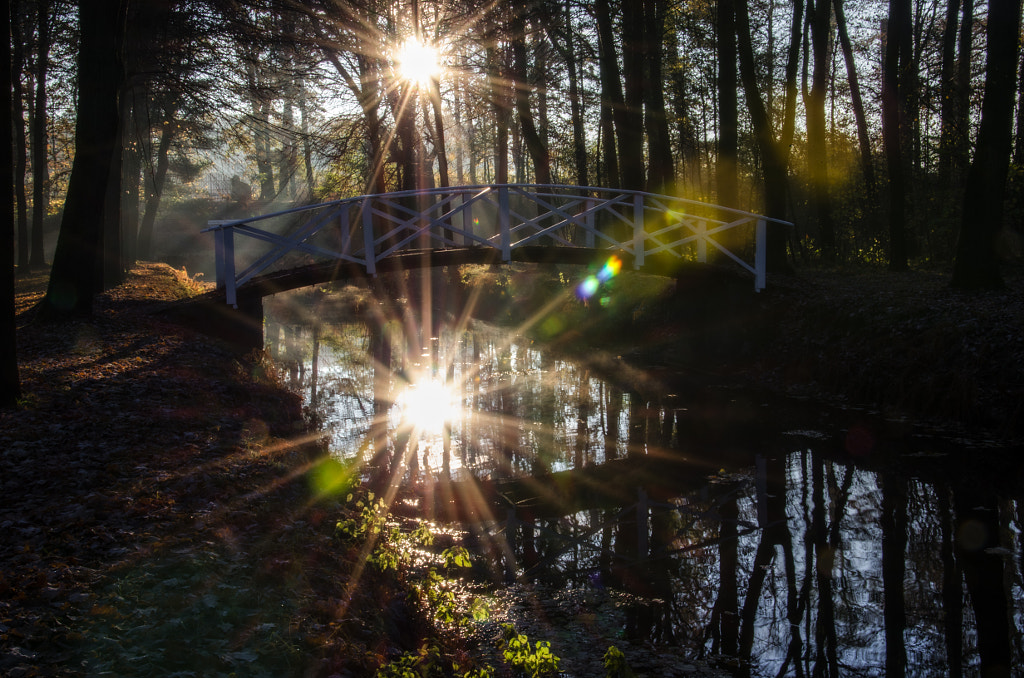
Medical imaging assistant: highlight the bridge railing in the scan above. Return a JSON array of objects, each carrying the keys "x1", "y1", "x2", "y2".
[{"x1": 203, "y1": 184, "x2": 791, "y2": 306}]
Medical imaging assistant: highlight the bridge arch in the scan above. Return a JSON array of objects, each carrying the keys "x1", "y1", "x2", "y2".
[{"x1": 203, "y1": 184, "x2": 791, "y2": 307}]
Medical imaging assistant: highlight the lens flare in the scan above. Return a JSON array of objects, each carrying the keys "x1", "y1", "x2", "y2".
[
  {"x1": 396, "y1": 38, "x2": 442, "y2": 87},
  {"x1": 577, "y1": 256, "x2": 622, "y2": 300},
  {"x1": 598, "y1": 255, "x2": 622, "y2": 282},
  {"x1": 396, "y1": 378, "x2": 456, "y2": 434},
  {"x1": 576, "y1": 276, "x2": 600, "y2": 300}
]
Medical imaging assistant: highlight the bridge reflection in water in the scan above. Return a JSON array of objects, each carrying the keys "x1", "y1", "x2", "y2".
[{"x1": 268, "y1": 305, "x2": 1023, "y2": 677}]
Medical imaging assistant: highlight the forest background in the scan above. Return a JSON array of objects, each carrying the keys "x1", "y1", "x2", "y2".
[{"x1": 2, "y1": 0, "x2": 1023, "y2": 406}]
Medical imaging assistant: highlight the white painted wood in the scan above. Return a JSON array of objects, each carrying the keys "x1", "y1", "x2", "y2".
[{"x1": 203, "y1": 184, "x2": 791, "y2": 303}]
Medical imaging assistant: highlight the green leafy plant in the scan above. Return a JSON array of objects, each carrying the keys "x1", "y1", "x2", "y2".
[
  {"x1": 603, "y1": 645, "x2": 635, "y2": 678},
  {"x1": 499, "y1": 624, "x2": 561, "y2": 677},
  {"x1": 375, "y1": 643, "x2": 442, "y2": 677},
  {"x1": 335, "y1": 492, "x2": 388, "y2": 540},
  {"x1": 441, "y1": 545, "x2": 472, "y2": 570}
]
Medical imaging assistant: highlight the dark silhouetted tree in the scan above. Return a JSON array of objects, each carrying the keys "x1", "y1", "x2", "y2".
[
  {"x1": 951, "y1": 0, "x2": 1022, "y2": 289},
  {"x1": 2, "y1": 0, "x2": 21, "y2": 408},
  {"x1": 40, "y1": 0, "x2": 127, "y2": 318}
]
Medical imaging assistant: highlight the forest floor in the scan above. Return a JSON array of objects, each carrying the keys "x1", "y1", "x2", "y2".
[{"x1": 2, "y1": 261, "x2": 1020, "y2": 677}]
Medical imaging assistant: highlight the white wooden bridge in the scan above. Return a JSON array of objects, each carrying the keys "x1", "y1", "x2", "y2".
[{"x1": 204, "y1": 184, "x2": 791, "y2": 307}]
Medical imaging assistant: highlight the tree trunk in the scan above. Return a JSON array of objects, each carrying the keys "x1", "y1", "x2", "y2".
[
  {"x1": 103, "y1": 82, "x2": 127, "y2": 288},
  {"x1": 619, "y1": 0, "x2": 645, "y2": 191},
  {"x1": 1, "y1": 0, "x2": 21, "y2": 408},
  {"x1": 643, "y1": 0, "x2": 674, "y2": 194},
  {"x1": 806, "y1": 0, "x2": 835, "y2": 259},
  {"x1": 717, "y1": 0, "x2": 738, "y2": 208},
  {"x1": 487, "y1": 45, "x2": 510, "y2": 185},
  {"x1": 11, "y1": 3, "x2": 28, "y2": 269},
  {"x1": 510, "y1": 21, "x2": 551, "y2": 185},
  {"x1": 834, "y1": 0, "x2": 877, "y2": 205},
  {"x1": 595, "y1": 0, "x2": 623, "y2": 189},
  {"x1": 882, "y1": 0, "x2": 913, "y2": 271},
  {"x1": 952, "y1": 0, "x2": 1022, "y2": 289},
  {"x1": 428, "y1": 75, "x2": 449, "y2": 188},
  {"x1": 299, "y1": 87, "x2": 315, "y2": 197},
  {"x1": 41, "y1": 0, "x2": 125, "y2": 318},
  {"x1": 736, "y1": 0, "x2": 792, "y2": 273},
  {"x1": 137, "y1": 108, "x2": 175, "y2": 260},
  {"x1": 560, "y1": 0, "x2": 588, "y2": 187},
  {"x1": 938, "y1": 0, "x2": 962, "y2": 180},
  {"x1": 120, "y1": 85, "x2": 145, "y2": 266},
  {"x1": 28, "y1": 0, "x2": 48, "y2": 269}
]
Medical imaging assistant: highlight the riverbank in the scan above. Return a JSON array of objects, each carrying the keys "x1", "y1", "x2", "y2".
[{"x1": 1, "y1": 264, "x2": 445, "y2": 677}]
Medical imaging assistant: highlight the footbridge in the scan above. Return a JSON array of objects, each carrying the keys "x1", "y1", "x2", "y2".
[{"x1": 204, "y1": 184, "x2": 790, "y2": 308}]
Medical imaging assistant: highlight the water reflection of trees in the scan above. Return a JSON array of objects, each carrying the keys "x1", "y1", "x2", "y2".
[{"x1": 269, "y1": 311, "x2": 1023, "y2": 676}]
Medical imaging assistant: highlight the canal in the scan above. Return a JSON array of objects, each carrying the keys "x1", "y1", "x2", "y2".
[{"x1": 265, "y1": 283, "x2": 1023, "y2": 677}]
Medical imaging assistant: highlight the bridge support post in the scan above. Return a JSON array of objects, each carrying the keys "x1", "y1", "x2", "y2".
[
  {"x1": 362, "y1": 198, "x2": 376, "y2": 275},
  {"x1": 462, "y1": 197, "x2": 474, "y2": 246},
  {"x1": 210, "y1": 222, "x2": 237, "y2": 307},
  {"x1": 633, "y1": 194, "x2": 645, "y2": 268},
  {"x1": 755, "y1": 219, "x2": 767, "y2": 291},
  {"x1": 585, "y1": 198, "x2": 596, "y2": 247},
  {"x1": 499, "y1": 185, "x2": 511, "y2": 262}
]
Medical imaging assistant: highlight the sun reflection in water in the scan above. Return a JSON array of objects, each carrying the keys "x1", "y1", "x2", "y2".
[{"x1": 395, "y1": 377, "x2": 457, "y2": 435}]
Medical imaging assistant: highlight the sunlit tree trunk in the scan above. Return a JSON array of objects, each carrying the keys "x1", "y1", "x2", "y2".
[
  {"x1": 951, "y1": 0, "x2": 1021, "y2": 289},
  {"x1": 736, "y1": 0, "x2": 793, "y2": 273},
  {"x1": 137, "y1": 106, "x2": 176, "y2": 261},
  {"x1": 806, "y1": 0, "x2": 835, "y2": 260},
  {"x1": 510, "y1": 17, "x2": 551, "y2": 185},
  {"x1": 487, "y1": 45, "x2": 510, "y2": 185},
  {"x1": 428, "y1": 75, "x2": 449, "y2": 189},
  {"x1": 834, "y1": 0, "x2": 878, "y2": 232},
  {"x1": 556, "y1": 0, "x2": 588, "y2": 187},
  {"x1": 299, "y1": 86, "x2": 315, "y2": 196}
]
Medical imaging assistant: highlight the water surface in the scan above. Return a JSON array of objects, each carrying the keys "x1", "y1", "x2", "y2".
[{"x1": 267, "y1": 306, "x2": 1024, "y2": 677}]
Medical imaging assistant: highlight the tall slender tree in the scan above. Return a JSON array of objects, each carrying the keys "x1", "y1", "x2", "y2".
[
  {"x1": 805, "y1": 0, "x2": 835, "y2": 260},
  {"x1": 40, "y1": 0, "x2": 127, "y2": 318},
  {"x1": 717, "y1": 0, "x2": 738, "y2": 208},
  {"x1": 882, "y1": 0, "x2": 913, "y2": 271},
  {"x1": 951, "y1": 0, "x2": 1022, "y2": 289},
  {"x1": 735, "y1": 0, "x2": 795, "y2": 272},
  {"x1": 11, "y1": 2, "x2": 28, "y2": 269},
  {"x1": 28, "y1": 0, "x2": 49, "y2": 269},
  {"x1": 1, "y1": 0, "x2": 21, "y2": 407},
  {"x1": 595, "y1": 0, "x2": 621, "y2": 188}
]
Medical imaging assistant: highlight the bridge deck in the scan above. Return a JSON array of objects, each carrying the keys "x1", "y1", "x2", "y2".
[{"x1": 204, "y1": 184, "x2": 791, "y2": 306}]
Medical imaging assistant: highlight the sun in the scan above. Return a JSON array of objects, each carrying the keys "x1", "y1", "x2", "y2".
[{"x1": 395, "y1": 38, "x2": 442, "y2": 87}]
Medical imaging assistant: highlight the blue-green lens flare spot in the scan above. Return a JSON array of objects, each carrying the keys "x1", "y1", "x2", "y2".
[
  {"x1": 577, "y1": 276, "x2": 599, "y2": 300},
  {"x1": 310, "y1": 458, "x2": 356, "y2": 498}
]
